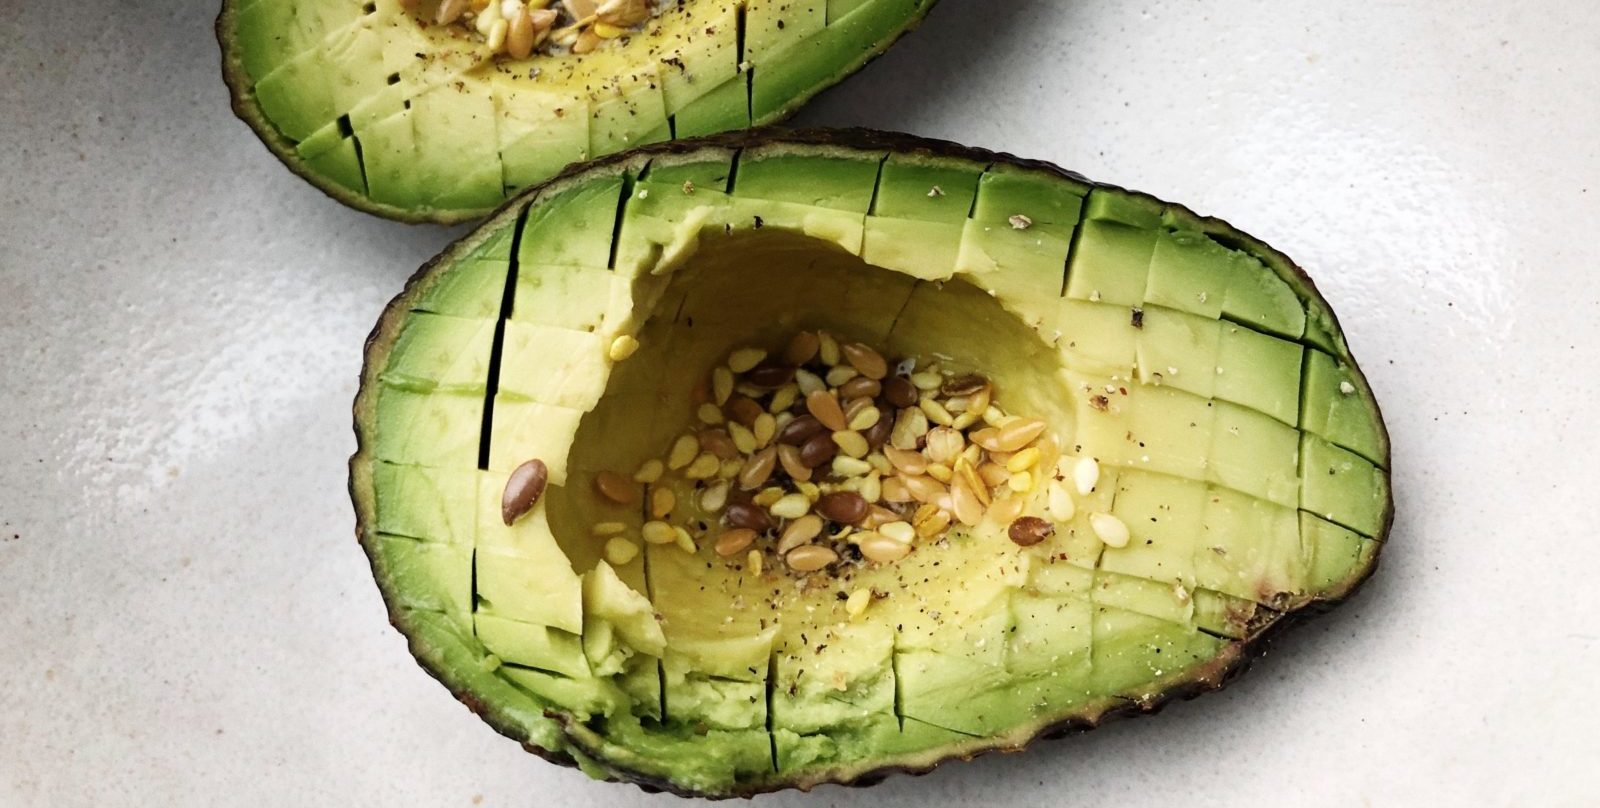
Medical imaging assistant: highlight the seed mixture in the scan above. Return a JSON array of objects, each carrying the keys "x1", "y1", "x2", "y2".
[
  {"x1": 586, "y1": 331, "x2": 1111, "y2": 575},
  {"x1": 405, "y1": 0, "x2": 660, "y2": 59}
]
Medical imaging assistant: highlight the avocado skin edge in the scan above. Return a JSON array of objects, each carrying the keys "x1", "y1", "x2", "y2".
[
  {"x1": 347, "y1": 127, "x2": 1395, "y2": 797},
  {"x1": 214, "y1": 1, "x2": 943, "y2": 225}
]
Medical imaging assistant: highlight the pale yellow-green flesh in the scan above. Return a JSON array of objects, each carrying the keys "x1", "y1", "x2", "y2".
[
  {"x1": 359, "y1": 145, "x2": 1387, "y2": 793},
  {"x1": 226, "y1": 0, "x2": 934, "y2": 218}
]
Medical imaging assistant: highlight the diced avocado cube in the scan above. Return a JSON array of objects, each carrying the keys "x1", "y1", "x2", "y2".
[
  {"x1": 372, "y1": 387, "x2": 483, "y2": 468},
  {"x1": 475, "y1": 611, "x2": 592, "y2": 678},
  {"x1": 1216, "y1": 322, "x2": 1303, "y2": 426},
  {"x1": 1144, "y1": 231, "x2": 1230, "y2": 319},
  {"x1": 1196, "y1": 486, "x2": 1307, "y2": 603},
  {"x1": 381, "y1": 313, "x2": 497, "y2": 393},
  {"x1": 519, "y1": 176, "x2": 627, "y2": 269},
  {"x1": 1209, "y1": 401, "x2": 1301, "y2": 508},
  {"x1": 1301, "y1": 349, "x2": 1386, "y2": 465},
  {"x1": 1135, "y1": 305, "x2": 1223, "y2": 399},
  {"x1": 1102, "y1": 469, "x2": 1207, "y2": 588},
  {"x1": 873, "y1": 154, "x2": 983, "y2": 223},
  {"x1": 1065, "y1": 219, "x2": 1155, "y2": 307},
  {"x1": 1299, "y1": 434, "x2": 1389, "y2": 537},
  {"x1": 376, "y1": 534, "x2": 472, "y2": 627},
  {"x1": 372, "y1": 462, "x2": 478, "y2": 545},
  {"x1": 734, "y1": 150, "x2": 884, "y2": 213}
]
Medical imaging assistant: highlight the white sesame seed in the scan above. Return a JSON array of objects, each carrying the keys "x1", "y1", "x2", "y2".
[
  {"x1": 1073, "y1": 456, "x2": 1100, "y2": 496},
  {"x1": 608, "y1": 334, "x2": 640, "y2": 361},
  {"x1": 1089, "y1": 512, "x2": 1130, "y2": 548}
]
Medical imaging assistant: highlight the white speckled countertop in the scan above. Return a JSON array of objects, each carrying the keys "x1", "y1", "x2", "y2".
[{"x1": 3, "y1": 1, "x2": 1597, "y2": 805}]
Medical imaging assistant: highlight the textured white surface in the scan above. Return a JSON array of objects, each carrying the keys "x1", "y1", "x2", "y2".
[{"x1": 2, "y1": 1, "x2": 1597, "y2": 805}]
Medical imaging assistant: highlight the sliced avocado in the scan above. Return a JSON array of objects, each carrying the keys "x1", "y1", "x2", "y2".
[
  {"x1": 350, "y1": 130, "x2": 1392, "y2": 796},
  {"x1": 217, "y1": 0, "x2": 939, "y2": 223}
]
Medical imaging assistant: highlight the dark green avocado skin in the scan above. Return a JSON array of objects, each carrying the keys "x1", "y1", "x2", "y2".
[{"x1": 349, "y1": 127, "x2": 1392, "y2": 797}]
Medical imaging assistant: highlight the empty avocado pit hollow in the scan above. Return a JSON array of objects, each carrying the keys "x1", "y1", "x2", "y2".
[
  {"x1": 218, "y1": 0, "x2": 939, "y2": 222},
  {"x1": 351, "y1": 130, "x2": 1393, "y2": 796}
]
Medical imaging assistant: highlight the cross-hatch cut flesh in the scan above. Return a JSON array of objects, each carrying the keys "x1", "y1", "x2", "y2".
[
  {"x1": 218, "y1": 0, "x2": 938, "y2": 222},
  {"x1": 351, "y1": 131, "x2": 1391, "y2": 796}
]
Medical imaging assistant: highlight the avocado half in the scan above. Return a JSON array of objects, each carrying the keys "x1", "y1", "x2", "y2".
[
  {"x1": 216, "y1": 0, "x2": 936, "y2": 224},
  {"x1": 350, "y1": 128, "x2": 1392, "y2": 796}
]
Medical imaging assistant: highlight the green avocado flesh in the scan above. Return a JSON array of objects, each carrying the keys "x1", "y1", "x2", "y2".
[
  {"x1": 217, "y1": 0, "x2": 936, "y2": 223},
  {"x1": 351, "y1": 131, "x2": 1391, "y2": 795}
]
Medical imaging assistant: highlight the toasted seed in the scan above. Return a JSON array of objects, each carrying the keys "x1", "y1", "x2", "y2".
[
  {"x1": 884, "y1": 446, "x2": 927, "y2": 476},
  {"x1": 667, "y1": 434, "x2": 699, "y2": 469},
  {"x1": 881, "y1": 476, "x2": 912, "y2": 503},
  {"x1": 805, "y1": 390, "x2": 848, "y2": 432},
  {"x1": 436, "y1": 0, "x2": 467, "y2": 25},
  {"x1": 633, "y1": 458, "x2": 664, "y2": 484},
  {"x1": 839, "y1": 376, "x2": 882, "y2": 400},
  {"x1": 487, "y1": 18, "x2": 509, "y2": 52},
  {"x1": 901, "y1": 474, "x2": 947, "y2": 505},
  {"x1": 879, "y1": 520, "x2": 916, "y2": 544},
  {"x1": 910, "y1": 370, "x2": 942, "y2": 391},
  {"x1": 697, "y1": 402, "x2": 726, "y2": 425},
  {"x1": 737, "y1": 446, "x2": 777, "y2": 490},
  {"x1": 777, "y1": 514, "x2": 824, "y2": 553},
  {"x1": 941, "y1": 373, "x2": 989, "y2": 397},
  {"x1": 754, "y1": 487, "x2": 785, "y2": 507},
  {"x1": 767, "y1": 384, "x2": 799, "y2": 415},
  {"x1": 846, "y1": 405, "x2": 882, "y2": 432},
  {"x1": 919, "y1": 397, "x2": 954, "y2": 426},
  {"x1": 650, "y1": 487, "x2": 676, "y2": 519},
  {"x1": 700, "y1": 480, "x2": 730, "y2": 512},
  {"x1": 796, "y1": 481, "x2": 821, "y2": 502},
  {"x1": 970, "y1": 427, "x2": 1004, "y2": 452},
  {"x1": 832, "y1": 455, "x2": 872, "y2": 477},
  {"x1": 960, "y1": 443, "x2": 984, "y2": 467},
  {"x1": 642, "y1": 520, "x2": 677, "y2": 545},
  {"x1": 752, "y1": 413, "x2": 778, "y2": 448},
  {"x1": 815, "y1": 491, "x2": 869, "y2": 524},
  {"x1": 832, "y1": 430, "x2": 870, "y2": 459},
  {"x1": 987, "y1": 495, "x2": 1025, "y2": 525},
  {"x1": 506, "y1": 7, "x2": 537, "y2": 57},
  {"x1": 913, "y1": 506, "x2": 952, "y2": 538},
  {"x1": 858, "y1": 534, "x2": 911, "y2": 563},
  {"x1": 777, "y1": 444, "x2": 812, "y2": 482},
  {"x1": 727, "y1": 421, "x2": 758, "y2": 454},
  {"x1": 824, "y1": 365, "x2": 859, "y2": 388},
  {"x1": 955, "y1": 459, "x2": 990, "y2": 506},
  {"x1": 859, "y1": 472, "x2": 882, "y2": 504},
  {"x1": 607, "y1": 334, "x2": 640, "y2": 362},
  {"x1": 724, "y1": 502, "x2": 773, "y2": 531},
  {"x1": 673, "y1": 525, "x2": 697, "y2": 554},
  {"x1": 925, "y1": 462, "x2": 953, "y2": 483},
  {"x1": 1006, "y1": 447, "x2": 1041, "y2": 473},
  {"x1": 592, "y1": 521, "x2": 626, "y2": 537},
  {"x1": 501, "y1": 458, "x2": 549, "y2": 525},
  {"x1": 711, "y1": 367, "x2": 735, "y2": 405},
  {"x1": 594, "y1": 470, "x2": 639, "y2": 504},
  {"x1": 862, "y1": 414, "x2": 893, "y2": 449},
  {"x1": 841, "y1": 343, "x2": 888, "y2": 380},
  {"x1": 698, "y1": 429, "x2": 739, "y2": 460},
  {"x1": 983, "y1": 406, "x2": 1008, "y2": 427},
  {"x1": 924, "y1": 426, "x2": 965, "y2": 464},
  {"x1": 866, "y1": 451, "x2": 893, "y2": 475},
  {"x1": 842, "y1": 395, "x2": 873, "y2": 423},
  {"x1": 604, "y1": 537, "x2": 640, "y2": 565},
  {"x1": 795, "y1": 368, "x2": 826, "y2": 396},
  {"x1": 786, "y1": 544, "x2": 838, "y2": 572},
  {"x1": 1048, "y1": 480, "x2": 1076, "y2": 521},
  {"x1": 978, "y1": 462, "x2": 1011, "y2": 488},
  {"x1": 769, "y1": 493, "x2": 811, "y2": 520},
  {"x1": 714, "y1": 528, "x2": 757, "y2": 557},
  {"x1": 719, "y1": 458, "x2": 743, "y2": 480},
  {"x1": 684, "y1": 452, "x2": 721, "y2": 480},
  {"x1": 799, "y1": 432, "x2": 838, "y2": 468},
  {"x1": 728, "y1": 347, "x2": 767, "y2": 373},
  {"x1": 996, "y1": 418, "x2": 1048, "y2": 452},
  {"x1": 1090, "y1": 512, "x2": 1130, "y2": 548},
  {"x1": 845, "y1": 588, "x2": 873, "y2": 618},
  {"x1": 1009, "y1": 470, "x2": 1034, "y2": 493},
  {"x1": 817, "y1": 331, "x2": 841, "y2": 366},
  {"x1": 747, "y1": 549, "x2": 764, "y2": 575},
  {"x1": 746, "y1": 362, "x2": 795, "y2": 388},
  {"x1": 1008, "y1": 516, "x2": 1055, "y2": 547},
  {"x1": 1074, "y1": 456, "x2": 1101, "y2": 495},
  {"x1": 777, "y1": 414, "x2": 826, "y2": 446},
  {"x1": 950, "y1": 477, "x2": 984, "y2": 526},
  {"x1": 784, "y1": 331, "x2": 820, "y2": 365},
  {"x1": 889, "y1": 407, "x2": 929, "y2": 450},
  {"x1": 882, "y1": 376, "x2": 919, "y2": 408}
]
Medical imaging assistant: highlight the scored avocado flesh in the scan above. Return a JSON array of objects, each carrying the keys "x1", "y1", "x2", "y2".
[
  {"x1": 218, "y1": 0, "x2": 938, "y2": 222},
  {"x1": 351, "y1": 131, "x2": 1391, "y2": 795}
]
